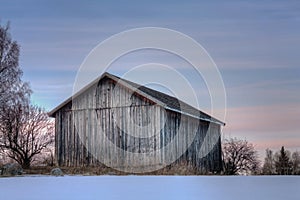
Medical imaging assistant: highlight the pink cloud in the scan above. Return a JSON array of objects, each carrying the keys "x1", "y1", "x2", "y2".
[
  {"x1": 223, "y1": 103, "x2": 300, "y2": 134},
  {"x1": 222, "y1": 103, "x2": 300, "y2": 159}
]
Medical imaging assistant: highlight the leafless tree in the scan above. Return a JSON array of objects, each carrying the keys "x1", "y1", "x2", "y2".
[
  {"x1": 262, "y1": 148, "x2": 276, "y2": 175},
  {"x1": 222, "y1": 138, "x2": 260, "y2": 175},
  {"x1": 0, "y1": 103, "x2": 54, "y2": 168},
  {"x1": 0, "y1": 21, "x2": 54, "y2": 168},
  {"x1": 41, "y1": 147, "x2": 55, "y2": 167},
  {"x1": 291, "y1": 151, "x2": 300, "y2": 175},
  {"x1": 0, "y1": 22, "x2": 30, "y2": 106}
]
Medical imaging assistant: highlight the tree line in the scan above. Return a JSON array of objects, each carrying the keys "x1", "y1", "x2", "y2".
[
  {"x1": 262, "y1": 146, "x2": 300, "y2": 175},
  {"x1": 222, "y1": 137, "x2": 300, "y2": 175}
]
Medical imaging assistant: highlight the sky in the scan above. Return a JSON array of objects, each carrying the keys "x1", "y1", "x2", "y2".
[{"x1": 0, "y1": 0, "x2": 299, "y2": 160}]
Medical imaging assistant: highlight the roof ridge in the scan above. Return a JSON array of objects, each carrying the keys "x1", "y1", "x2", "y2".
[
  {"x1": 104, "y1": 73, "x2": 224, "y2": 125},
  {"x1": 49, "y1": 72, "x2": 225, "y2": 126}
]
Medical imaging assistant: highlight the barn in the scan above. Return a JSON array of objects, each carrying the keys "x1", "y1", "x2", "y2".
[{"x1": 49, "y1": 72, "x2": 225, "y2": 173}]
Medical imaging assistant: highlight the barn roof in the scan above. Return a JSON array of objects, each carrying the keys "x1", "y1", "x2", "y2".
[{"x1": 49, "y1": 72, "x2": 225, "y2": 126}]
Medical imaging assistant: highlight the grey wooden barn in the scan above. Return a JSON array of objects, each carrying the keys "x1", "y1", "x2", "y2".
[{"x1": 49, "y1": 72, "x2": 225, "y2": 173}]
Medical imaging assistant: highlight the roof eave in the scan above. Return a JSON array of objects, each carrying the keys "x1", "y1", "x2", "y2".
[{"x1": 164, "y1": 106, "x2": 225, "y2": 126}]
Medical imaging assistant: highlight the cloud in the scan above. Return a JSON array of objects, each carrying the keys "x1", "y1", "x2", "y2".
[
  {"x1": 222, "y1": 103, "x2": 300, "y2": 159},
  {"x1": 224, "y1": 104, "x2": 300, "y2": 133},
  {"x1": 255, "y1": 138, "x2": 300, "y2": 150}
]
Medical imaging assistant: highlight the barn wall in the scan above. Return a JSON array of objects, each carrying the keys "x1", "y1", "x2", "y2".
[{"x1": 54, "y1": 77, "x2": 222, "y2": 173}]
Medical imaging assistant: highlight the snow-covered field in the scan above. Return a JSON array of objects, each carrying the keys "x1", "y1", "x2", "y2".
[{"x1": 1, "y1": 176, "x2": 299, "y2": 200}]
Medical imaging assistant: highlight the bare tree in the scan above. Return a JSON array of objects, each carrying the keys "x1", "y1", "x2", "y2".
[
  {"x1": 0, "y1": 21, "x2": 54, "y2": 168},
  {"x1": 0, "y1": 22, "x2": 30, "y2": 106},
  {"x1": 291, "y1": 151, "x2": 300, "y2": 175},
  {"x1": 41, "y1": 147, "x2": 55, "y2": 167},
  {"x1": 0, "y1": 103, "x2": 54, "y2": 168},
  {"x1": 222, "y1": 138, "x2": 260, "y2": 175},
  {"x1": 262, "y1": 148, "x2": 275, "y2": 175}
]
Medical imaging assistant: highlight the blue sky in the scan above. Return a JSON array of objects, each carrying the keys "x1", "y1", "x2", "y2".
[{"x1": 1, "y1": 0, "x2": 299, "y2": 158}]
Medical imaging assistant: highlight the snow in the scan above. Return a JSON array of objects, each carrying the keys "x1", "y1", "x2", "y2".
[{"x1": 0, "y1": 176, "x2": 299, "y2": 200}]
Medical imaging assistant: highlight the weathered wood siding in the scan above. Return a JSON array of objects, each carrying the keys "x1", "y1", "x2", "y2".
[{"x1": 54, "y1": 77, "x2": 222, "y2": 173}]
